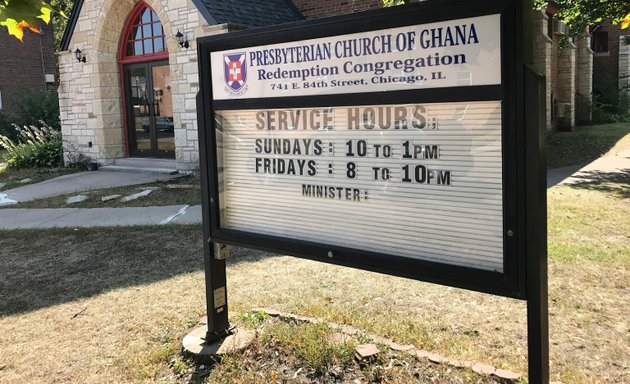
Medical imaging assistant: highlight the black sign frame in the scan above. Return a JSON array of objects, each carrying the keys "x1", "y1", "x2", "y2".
[
  {"x1": 198, "y1": 0, "x2": 527, "y2": 298},
  {"x1": 197, "y1": 0, "x2": 547, "y2": 382}
]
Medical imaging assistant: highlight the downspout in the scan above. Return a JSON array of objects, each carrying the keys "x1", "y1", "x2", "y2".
[{"x1": 38, "y1": 31, "x2": 47, "y2": 90}]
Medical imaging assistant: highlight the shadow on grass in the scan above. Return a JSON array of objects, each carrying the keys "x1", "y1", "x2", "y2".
[
  {"x1": 547, "y1": 122, "x2": 629, "y2": 168},
  {"x1": 0, "y1": 225, "x2": 277, "y2": 317},
  {"x1": 564, "y1": 169, "x2": 630, "y2": 199}
]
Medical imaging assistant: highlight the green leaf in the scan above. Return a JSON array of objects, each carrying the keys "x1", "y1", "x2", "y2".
[{"x1": 0, "y1": 0, "x2": 52, "y2": 41}]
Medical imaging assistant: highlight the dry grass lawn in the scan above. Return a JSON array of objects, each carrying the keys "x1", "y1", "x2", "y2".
[{"x1": 0, "y1": 179, "x2": 628, "y2": 383}]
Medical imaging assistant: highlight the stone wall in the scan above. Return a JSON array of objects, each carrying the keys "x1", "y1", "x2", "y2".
[
  {"x1": 546, "y1": 17, "x2": 585, "y2": 131},
  {"x1": 532, "y1": 11, "x2": 552, "y2": 131},
  {"x1": 555, "y1": 42, "x2": 576, "y2": 130},
  {"x1": 550, "y1": 31, "x2": 560, "y2": 129},
  {"x1": 618, "y1": 36, "x2": 630, "y2": 90},
  {"x1": 592, "y1": 22, "x2": 630, "y2": 88},
  {"x1": 575, "y1": 33, "x2": 593, "y2": 124},
  {"x1": 58, "y1": 0, "x2": 227, "y2": 172}
]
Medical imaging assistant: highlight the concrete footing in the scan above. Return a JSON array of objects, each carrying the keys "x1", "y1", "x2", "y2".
[{"x1": 182, "y1": 325, "x2": 254, "y2": 361}]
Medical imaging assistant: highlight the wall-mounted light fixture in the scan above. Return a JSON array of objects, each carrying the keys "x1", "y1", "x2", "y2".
[
  {"x1": 175, "y1": 30, "x2": 189, "y2": 49},
  {"x1": 75, "y1": 48, "x2": 86, "y2": 63}
]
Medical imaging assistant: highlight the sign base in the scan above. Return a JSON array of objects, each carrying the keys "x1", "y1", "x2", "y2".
[{"x1": 182, "y1": 324, "x2": 254, "y2": 362}]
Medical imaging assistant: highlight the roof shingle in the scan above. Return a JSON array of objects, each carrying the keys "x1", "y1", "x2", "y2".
[
  {"x1": 193, "y1": 0, "x2": 303, "y2": 28},
  {"x1": 61, "y1": 0, "x2": 304, "y2": 51}
]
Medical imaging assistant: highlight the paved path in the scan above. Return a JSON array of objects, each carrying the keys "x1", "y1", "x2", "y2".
[
  {"x1": 546, "y1": 165, "x2": 583, "y2": 188},
  {"x1": 1, "y1": 170, "x2": 180, "y2": 203},
  {"x1": 0, "y1": 204, "x2": 202, "y2": 229},
  {"x1": 553, "y1": 148, "x2": 630, "y2": 186},
  {"x1": 0, "y1": 147, "x2": 627, "y2": 229}
]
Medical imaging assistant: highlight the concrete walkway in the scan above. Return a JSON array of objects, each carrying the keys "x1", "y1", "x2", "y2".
[
  {"x1": 0, "y1": 169, "x2": 201, "y2": 229},
  {"x1": 0, "y1": 204, "x2": 202, "y2": 229},
  {"x1": 547, "y1": 147, "x2": 630, "y2": 188},
  {"x1": 1, "y1": 170, "x2": 181, "y2": 203},
  {"x1": 0, "y1": 147, "x2": 627, "y2": 229}
]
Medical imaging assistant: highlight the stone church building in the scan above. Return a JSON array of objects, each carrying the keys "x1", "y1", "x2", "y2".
[
  {"x1": 58, "y1": 0, "x2": 381, "y2": 172},
  {"x1": 58, "y1": 0, "x2": 628, "y2": 172}
]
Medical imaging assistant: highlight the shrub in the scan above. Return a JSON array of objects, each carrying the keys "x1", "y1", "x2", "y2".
[
  {"x1": 0, "y1": 112, "x2": 18, "y2": 142},
  {"x1": 0, "y1": 90, "x2": 61, "y2": 142},
  {"x1": 13, "y1": 90, "x2": 61, "y2": 130},
  {"x1": 0, "y1": 123, "x2": 63, "y2": 169},
  {"x1": 592, "y1": 76, "x2": 630, "y2": 124}
]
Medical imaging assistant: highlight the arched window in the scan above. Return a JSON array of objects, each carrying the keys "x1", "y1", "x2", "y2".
[
  {"x1": 121, "y1": 3, "x2": 166, "y2": 59},
  {"x1": 119, "y1": 2, "x2": 173, "y2": 159}
]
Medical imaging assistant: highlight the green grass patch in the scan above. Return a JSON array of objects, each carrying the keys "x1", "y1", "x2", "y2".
[
  {"x1": 237, "y1": 310, "x2": 270, "y2": 330},
  {"x1": 547, "y1": 122, "x2": 630, "y2": 168},
  {"x1": 270, "y1": 322, "x2": 356, "y2": 374},
  {"x1": 208, "y1": 317, "x2": 502, "y2": 384},
  {"x1": 548, "y1": 185, "x2": 629, "y2": 263}
]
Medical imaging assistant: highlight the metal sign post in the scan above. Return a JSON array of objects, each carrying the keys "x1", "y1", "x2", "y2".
[
  {"x1": 525, "y1": 65, "x2": 549, "y2": 383},
  {"x1": 197, "y1": 92, "x2": 230, "y2": 343}
]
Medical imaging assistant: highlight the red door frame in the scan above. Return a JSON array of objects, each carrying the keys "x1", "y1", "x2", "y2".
[{"x1": 118, "y1": 1, "x2": 169, "y2": 157}]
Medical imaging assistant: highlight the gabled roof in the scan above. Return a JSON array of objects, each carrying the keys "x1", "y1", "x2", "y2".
[
  {"x1": 60, "y1": 0, "x2": 304, "y2": 51},
  {"x1": 60, "y1": 0, "x2": 83, "y2": 52},
  {"x1": 191, "y1": 0, "x2": 303, "y2": 29}
]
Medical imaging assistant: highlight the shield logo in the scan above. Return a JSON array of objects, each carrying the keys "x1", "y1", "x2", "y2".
[{"x1": 224, "y1": 53, "x2": 247, "y2": 92}]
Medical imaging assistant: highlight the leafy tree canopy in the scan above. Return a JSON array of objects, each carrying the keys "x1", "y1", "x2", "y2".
[
  {"x1": 384, "y1": 1, "x2": 629, "y2": 35},
  {"x1": 0, "y1": 0, "x2": 69, "y2": 43},
  {"x1": 0, "y1": 0, "x2": 51, "y2": 41},
  {"x1": 534, "y1": 1, "x2": 630, "y2": 35},
  {"x1": 50, "y1": 0, "x2": 73, "y2": 50}
]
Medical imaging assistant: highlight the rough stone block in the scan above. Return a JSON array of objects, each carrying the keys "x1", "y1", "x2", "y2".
[
  {"x1": 354, "y1": 344, "x2": 380, "y2": 360},
  {"x1": 101, "y1": 194, "x2": 121, "y2": 202},
  {"x1": 66, "y1": 195, "x2": 88, "y2": 204},
  {"x1": 472, "y1": 362, "x2": 496, "y2": 375},
  {"x1": 493, "y1": 369, "x2": 521, "y2": 381},
  {"x1": 182, "y1": 325, "x2": 254, "y2": 358}
]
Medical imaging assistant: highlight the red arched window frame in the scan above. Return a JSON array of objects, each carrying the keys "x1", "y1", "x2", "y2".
[
  {"x1": 118, "y1": 1, "x2": 168, "y2": 64},
  {"x1": 119, "y1": 1, "x2": 169, "y2": 155}
]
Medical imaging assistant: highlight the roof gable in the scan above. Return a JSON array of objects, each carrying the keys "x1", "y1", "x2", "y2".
[
  {"x1": 61, "y1": 0, "x2": 303, "y2": 51},
  {"x1": 191, "y1": 0, "x2": 303, "y2": 29},
  {"x1": 60, "y1": 0, "x2": 84, "y2": 52}
]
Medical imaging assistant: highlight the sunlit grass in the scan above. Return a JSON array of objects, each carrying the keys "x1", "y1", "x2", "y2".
[
  {"x1": 0, "y1": 175, "x2": 627, "y2": 383},
  {"x1": 548, "y1": 185, "x2": 629, "y2": 263}
]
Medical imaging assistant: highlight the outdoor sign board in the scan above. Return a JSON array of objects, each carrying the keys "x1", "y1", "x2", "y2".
[
  {"x1": 199, "y1": 0, "x2": 525, "y2": 296},
  {"x1": 197, "y1": 0, "x2": 547, "y2": 381}
]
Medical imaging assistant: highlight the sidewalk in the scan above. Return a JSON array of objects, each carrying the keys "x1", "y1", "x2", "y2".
[
  {"x1": 1, "y1": 147, "x2": 627, "y2": 230},
  {"x1": 549, "y1": 147, "x2": 630, "y2": 187},
  {"x1": 1, "y1": 170, "x2": 181, "y2": 203},
  {"x1": 0, "y1": 204, "x2": 202, "y2": 229},
  {"x1": 0, "y1": 170, "x2": 202, "y2": 229}
]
